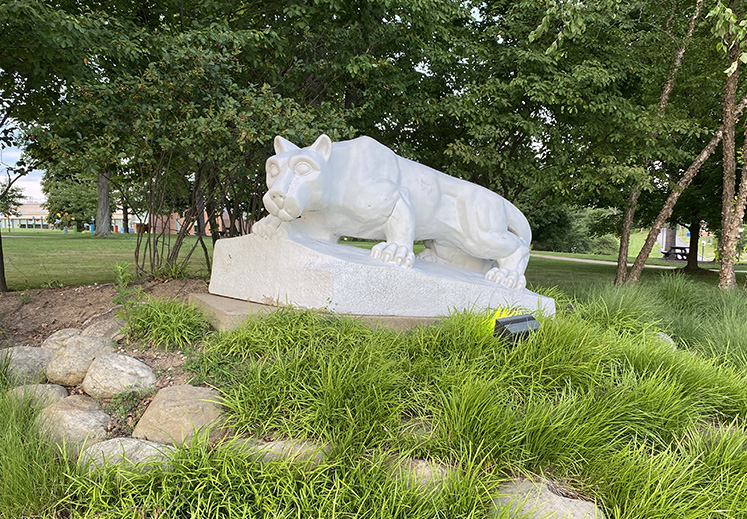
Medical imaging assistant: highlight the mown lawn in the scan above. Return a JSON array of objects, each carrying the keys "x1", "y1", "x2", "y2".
[
  {"x1": 4, "y1": 229, "x2": 743, "y2": 295},
  {"x1": 1, "y1": 229, "x2": 212, "y2": 290}
]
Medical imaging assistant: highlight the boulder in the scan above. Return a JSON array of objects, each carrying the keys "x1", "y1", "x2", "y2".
[
  {"x1": 227, "y1": 438, "x2": 331, "y2": 469},
  {"x1": 82, "y1": 319, "x2": 125, "y2": 341},
  {"x1": 132, "y1": 385, "x2": 225, "y2": 445},
  {"x1": 656, "y1": 332, "x2": 677, "y2": 350},
  {"x1": 79, "y1": 438, "x2": 175, "y2": 472},
  {"x1": 388, "y1": 456, "x2": 452, "y2": 490},
  {"x1": 37, "y1": 395, "x2": 111, "y2": 456},
  {"x1": 82, "y1": 354, "x2": 156, "y2": 399},
  {"x1": 8, "y1": 384, "x2": 68, "y2": 408},
  {"x1": 42, "y1": 328, "x2": 82, "y2": 350},
  {"x1": 46, "y1": 336, "x2": 115, "y2": 386},
  {"x1": 2, "y1": 346, "x2": 54, "y2": 385},
  {"x1": 491, "y1": 480, "x2": 606, "y2": 519}
]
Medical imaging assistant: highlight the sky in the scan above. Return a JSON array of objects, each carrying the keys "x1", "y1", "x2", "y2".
[{"x1": 0, "y1": 145, "x2": 46, "y2": 201}]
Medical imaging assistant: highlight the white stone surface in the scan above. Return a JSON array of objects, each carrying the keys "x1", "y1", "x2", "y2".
[
  {"x1": 46, "y1": 336, "x2": 115, "y2": 386},
  {"x1": 254, "y1": 134, "x2": 533, "y2": 290},
  {"x1": 82, "y1": 354, "x2": 156, "y2": 399},
  {"x1": 8, "y1": 383, "x2": 68, "y2": 408},
  {"x1": 132, "y1": 385, "x2": 225, "y2": 445},
  {"x1": 42, "y1": 328, "x2": 82, "y2": 350},
  {"x1": 79, "y1": 438, "x2": 175, "y2": 472},
  {"x1": 210, "y1": 234, "x2": 554, "y2": 317},
  {"x1": 2, "y1": 346, "x2": 54, "y2": 384},
  {"x1": 491, "y1": 480, "x2": 606, "y2": 519}
]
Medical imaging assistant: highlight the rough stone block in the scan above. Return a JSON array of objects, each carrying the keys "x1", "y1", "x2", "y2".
[
  {"x1": 79, "y1": 438, "x2": 175, "y2": 472},
  {"x1": 491, "y1": 480, "x2": 606, "y2": 519},
  {"x1": 82, "y1": 354, "x2": 156, "y2": 399},
  {"x1": 82, "y1": 319, "x2": 126, "y2": 341},
  {"x1": 210, "y1": 235, "x2": 555, "y2": 318},
  {"x1": 227, "y1": 438, "x2": 331, "y2": 469},
  {"x1": 46, "y1": 336, "x2": 115, "y2": 386},
  {"x1": 132, "y1": 385, "x2": 225, "y2": 445},
  {"x1": 42, "y1": 328, "x2": 82, "y2": 350},
  {"x1": 2, "y1": 346, "x2": 54, "y2": 385},
  {"x1": 37, "y1": 395, "x2": 111, "y2": 457},
  {"x1": 8, "y1": 383, "x2": 68, "y2": 408}
]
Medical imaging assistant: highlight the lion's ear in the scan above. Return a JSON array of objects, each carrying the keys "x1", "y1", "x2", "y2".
[
  {"x1": 310, "y1": 134, "x2": 332, "y2": 160},
  {"x1": 274, "y1": 135, "x2": 300, "y2": 154}
]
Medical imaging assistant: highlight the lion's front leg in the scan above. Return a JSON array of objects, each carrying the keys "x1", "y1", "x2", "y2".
[
  {"x1": 252, "y1": 214, "x2": 287, "y2": 239},
  {"x1": 485, "y1": 240, "x2": 530, "y2": 290},
  {"x1": 370, "y1": 196, "x2": 416, "y2": 268}
]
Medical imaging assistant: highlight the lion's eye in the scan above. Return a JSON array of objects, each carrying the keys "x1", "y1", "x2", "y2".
[
  {"x1": 294, "y1": 162, "x2": 312, "y2": 176},
  {"x1": 268, "y1": 163, "x2": 280, "y2": 177}
]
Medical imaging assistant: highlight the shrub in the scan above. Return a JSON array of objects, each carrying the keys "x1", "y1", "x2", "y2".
[{"x1": 124, "y1": 296, "x2": 210, "y2": 350}]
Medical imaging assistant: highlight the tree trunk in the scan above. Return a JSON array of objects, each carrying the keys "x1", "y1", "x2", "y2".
[
  {"x1": 95, "y1": 170, "x2": 112, "y2": 237},
  {"x1": 719, "y1": 41, "x2": 741, "y2": 290},
  {"x1": 685, "y1": 219, "x2": 700, "y2": 271},
  {"x1": 626, "y1": 92, "x2": 747, "y2": 284},
  {"x1": 0, "y1": 228, "x2": 7, "y2": 292},
  {"x1": 614, "y1": 186, "x2": 640, "y2": 285},
  {"x1": 121, "y1": 193, "x2": 129, "y2": 234},
  {"x1": 665, "y1": 224, "x2": 677, "y2": 252},
  {"x1": 614, "y1": 0, "x2": 704, "y2": 284}
]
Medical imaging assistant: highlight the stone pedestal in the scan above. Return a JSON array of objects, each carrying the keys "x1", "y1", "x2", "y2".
[{"x1": 209, "y1": 234, "x2": 554, "y2": 318}]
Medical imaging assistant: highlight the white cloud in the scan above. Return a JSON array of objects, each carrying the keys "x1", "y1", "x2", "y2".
[{"x1": 15, "y1": 177, "x2": 46, "y2": 201}]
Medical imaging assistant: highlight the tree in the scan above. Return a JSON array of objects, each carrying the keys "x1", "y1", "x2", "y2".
[
  {"x1": 0, "y1": 178, "x2": 23, "y2": 292},
  {"x1": 710, "y1": 0, "x2": 747, "y2": 290},
  {"x1": 41, "y1": 165, "x2": 100, "y2": 232},
  {"x1": 1, "y1": 0, "x2": 126, "y2": 289}
]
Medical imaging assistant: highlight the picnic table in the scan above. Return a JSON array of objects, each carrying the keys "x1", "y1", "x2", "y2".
[{"x1": 661, "y1": 246, "x2": 689, "y2": 260}]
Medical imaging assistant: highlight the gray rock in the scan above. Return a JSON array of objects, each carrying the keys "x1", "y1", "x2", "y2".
[
  {"x1": 37, "y1": 395, "x2": 111, "y2": 457},
  {"x1": 401, "y1": 417, "x2": 434, "y2": 439},
  {"x1": 46, "y1": 336, "x2": 115, "y2": 386},
  {"x1": 656, "y1": 332, "x2": 677, "y2": 350},
  {"x1": 82, "y1": 354, "x2": 156, "y2": 399},
  {"x1": 388, "y1": 456, "x2": 452, "y2": 489},
  {"x1": 82, "y1": 319, "x2": 125, "y2": 341},
  {"x1": 491, "y1": 480, "x2": 606, "y2": 519},
  {"x1": 8, "y1": 384, "x2": 68, "y2": 408},
  {"x1": 132, "y1": 385, "x2": 225, "y2": 445},
  {"x1": 1, "y1": 346, "x2": 54, "y2": 385},
  {"x1": 227, "y1": 438, "x2": 331, "y2": 468},
  {"x1": 79, "y1": 438, "x2": 175, "y2": 472},
  {"x1": 42, "y1": 328, "x2": 82, "y2": 350}
]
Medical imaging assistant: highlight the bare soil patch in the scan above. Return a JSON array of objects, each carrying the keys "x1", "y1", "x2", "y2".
[{"x1": 0, "y1": 278, "x2": 209, "y2": 348}]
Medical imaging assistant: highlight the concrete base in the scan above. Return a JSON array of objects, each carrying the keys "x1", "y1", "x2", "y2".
[
  {"x1": 190, "y1": 293, "x2": 439, "y2": 331},
  {"x1": 208, "y1": 234, "x2": 554, "y2": 318}
]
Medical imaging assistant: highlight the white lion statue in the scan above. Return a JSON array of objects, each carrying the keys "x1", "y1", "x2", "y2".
[{"x1": 252, "y1": 134, "x2": 532, "y2": 290}]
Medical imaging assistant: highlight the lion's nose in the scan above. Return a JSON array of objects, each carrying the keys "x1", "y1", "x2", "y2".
[{"x1": 270, "y1": 191, "x2": 286, "y2": 204}]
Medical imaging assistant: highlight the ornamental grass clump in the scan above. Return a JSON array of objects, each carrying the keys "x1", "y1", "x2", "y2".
[
  {"x1": 0, "y1": 391, "x2": 71, "y2": 518},
  {"x1": 124, "y1": 296, "x2": 210, "y2": 350}
]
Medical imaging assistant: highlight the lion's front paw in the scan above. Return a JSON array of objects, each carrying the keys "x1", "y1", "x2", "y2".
[
  {"x1": 252, "y1": 215, "x2": 285, "y2": 239},
  {"x1": 486, "y1": 267, "x2": 526, "y2": 290},
  {"x1": 371, "y1": 241, "x2": 415, "y2": 267}
]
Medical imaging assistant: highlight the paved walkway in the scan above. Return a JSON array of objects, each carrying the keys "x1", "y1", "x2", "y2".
[
  {"x1": 532, "y1": 253, "x2": 681, "y2": 270},
  {"x1": 531, "y1": 253, "x2": 747, "y2": 273}
]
